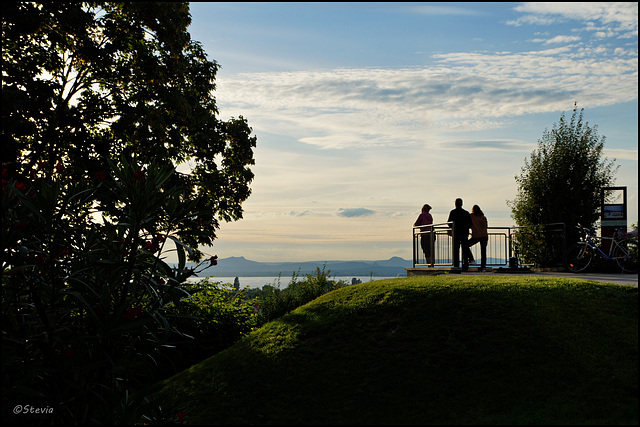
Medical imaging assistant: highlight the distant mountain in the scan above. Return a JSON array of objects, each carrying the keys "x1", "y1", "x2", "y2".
[{"x1": 193, "y1": 256, "x2": 413, "y2": 277}]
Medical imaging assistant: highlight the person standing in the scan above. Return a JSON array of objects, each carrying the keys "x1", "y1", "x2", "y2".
[
  {"x1": 447, "y1": 198, "x2": 472, "y2": 271},
  {"x1": 468, "y1": 205, "x2": 489, "y2": 271},
  {"x1": 414, "y1": 204, "x2": 435, "y2": 265}
]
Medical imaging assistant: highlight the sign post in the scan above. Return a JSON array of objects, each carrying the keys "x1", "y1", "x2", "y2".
[{"x1": 600, "y1": 186, "x2": 627, "y2": 253}]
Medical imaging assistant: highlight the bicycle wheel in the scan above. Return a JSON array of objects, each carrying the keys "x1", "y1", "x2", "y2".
[
  {"x1": 614, "y1": 239, "x2": 638, "y2": 273},
  {"x1": 564, "y1": 242, "x2": 594, "y2": 273}
]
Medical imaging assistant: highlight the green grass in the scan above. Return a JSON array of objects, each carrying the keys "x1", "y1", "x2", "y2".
[{"x1": 148, "y1": 275, "x2": 638, "y2": 425}]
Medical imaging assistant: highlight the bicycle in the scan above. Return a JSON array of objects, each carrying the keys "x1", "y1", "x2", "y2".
[{"x1": 564, "y1": 225, "x2": 638, "y2": 273}]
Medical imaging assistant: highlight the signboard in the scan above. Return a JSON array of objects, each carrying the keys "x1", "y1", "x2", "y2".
[
  {"x1": 600, "y1": 186, "x2": 627, "y2": 253},
  {"x1": 601, "y1": 186, "x2": 627, "y2": 224},
  {"x1": 603, "y1": 204, "x2": 625, "y2": 220}
]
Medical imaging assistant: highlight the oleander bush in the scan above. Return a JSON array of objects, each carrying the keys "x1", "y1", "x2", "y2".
[{"x1": 2, "y1": 159, "x2": 216, "y2": 424}]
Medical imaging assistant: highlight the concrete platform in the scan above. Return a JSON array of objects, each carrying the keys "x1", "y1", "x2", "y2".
[{"x1": 405, "y1": 266, "x2": 516, "y2": 276}]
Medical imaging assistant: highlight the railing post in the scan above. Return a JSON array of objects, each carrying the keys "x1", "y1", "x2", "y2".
[
  {"x1": 429, "y1": 230, "x2": 435, "y2": 267},
  {"x1": 412, "y1": 227, "x2": 416, "y2": 268}
]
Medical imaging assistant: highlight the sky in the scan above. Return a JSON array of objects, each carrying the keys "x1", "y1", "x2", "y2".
[{"x1": 183, "y1": 2, "x2": 638, "y2": 263}]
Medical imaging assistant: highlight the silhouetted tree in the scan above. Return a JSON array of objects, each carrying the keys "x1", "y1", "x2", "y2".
[
  {"x1": 508, "y1": 104, "x2": 618, "y2": 265},
  {"x1": 2, "y1": 2, "x2": 256, "y2": 260},
  {"x1": 2, "y1": 3, "x2": 255, "y2": 422}
]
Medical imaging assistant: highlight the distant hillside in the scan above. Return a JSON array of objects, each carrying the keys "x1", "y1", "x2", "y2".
[{"x1": 193, "y1": 256, "x2": 412, "y2": 277}]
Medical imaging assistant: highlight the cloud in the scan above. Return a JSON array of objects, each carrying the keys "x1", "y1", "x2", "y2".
[
  {"x1": 337, "y1": 208, "x2": 376, "y2": 218},
  {"x1": 540, "y1": 35, "x2": 581, "y2": 44},
  {"x1": 510, "y1": 2, "x2": 638, "y2": 37},
  {"x1": 442, "y1": 139, "x2": 536, "y2": 152},
  {"x1": 288, "y1": 210, "x2": 311, "y2": 217},
  {"x1": 217, "y1": 41, "x2": 636, "y2": 150},
  {"x1": 604, "y1": 148, "x2": 639, "y2": 161}
]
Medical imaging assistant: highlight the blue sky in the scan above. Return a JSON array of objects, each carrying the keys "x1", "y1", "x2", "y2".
[{"x1": 184, "y1": 2, "x2": 638, "y2": 262}]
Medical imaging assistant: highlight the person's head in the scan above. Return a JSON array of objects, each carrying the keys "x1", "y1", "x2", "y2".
[
  {"x1": 422, "y1": 204, "x2": 432, "y2": 213},
  {"x1": 455, "y1": 198, "x2": 463, "y2": 208},
  {"x1": 472, "y1": 205, "x2": 483, "y2": 216}
]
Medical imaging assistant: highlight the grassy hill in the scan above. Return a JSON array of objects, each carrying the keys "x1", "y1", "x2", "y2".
[{"x1": 148, "y1": 275, "x2": 638, "y2": 425}]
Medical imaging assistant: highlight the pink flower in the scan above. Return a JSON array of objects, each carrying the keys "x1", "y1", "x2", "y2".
[
  {"x1": 58, "y1": 248, "x2": 71, "y2": 257},
  {"x1": 133, "y1": 170, "x2": 145, "y2": 182},
  {"x1": 123, "y1": 306, "x2": 143, "y2": 321}
]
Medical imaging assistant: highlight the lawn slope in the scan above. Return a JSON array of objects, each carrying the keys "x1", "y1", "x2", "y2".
[{"x1": 150, "y1": 275, "x2": 638, "y2": 425}]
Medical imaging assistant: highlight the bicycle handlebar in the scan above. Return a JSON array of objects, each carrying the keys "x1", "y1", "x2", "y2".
[{"x1": 574, "y1": 224, "x2": 637, "y2": 241}]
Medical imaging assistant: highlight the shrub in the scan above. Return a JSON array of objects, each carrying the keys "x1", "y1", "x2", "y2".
[
  {"x1": 512, "y1": 224, "x2": 566, "y2": 267},
  {"x1": 163, "y1": 279, "x2": 259, "y2": 372},
  {"x1": 259, "y1": 267, "x2": 347, "y2": 322},
  {"x1": 2, "y1": 159, "x2": 203, "y2": 424}
]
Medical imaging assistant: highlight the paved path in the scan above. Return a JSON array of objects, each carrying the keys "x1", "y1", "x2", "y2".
[
  {"x1": 530, "y1": 271, "x2": 637, "y2": 287},
  {"x1": 407, "y1": 267, "x2": 638, "y2": 287},
  {"x1": 479, "y1": 270, "x2": 638, "y2": 287}
]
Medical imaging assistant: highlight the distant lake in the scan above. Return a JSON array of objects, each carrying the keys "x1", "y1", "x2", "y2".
[{"x1": 187, "y1": 276, "x2": 403, "y2": 288}]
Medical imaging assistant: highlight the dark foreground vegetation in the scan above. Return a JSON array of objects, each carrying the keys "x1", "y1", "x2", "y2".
[{"x1": 148, "y1": 275, "x2": 638, "y2": 425}]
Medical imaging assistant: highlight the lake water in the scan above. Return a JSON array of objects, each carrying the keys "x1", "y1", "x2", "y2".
[{"x1": 188, "y1": 276, "x2": 403, "y2": 288}]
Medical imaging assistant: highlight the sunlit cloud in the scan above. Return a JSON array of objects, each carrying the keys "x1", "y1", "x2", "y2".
[
  {"x1": 510, "y1": 2, "x2": 638, "y2": 37},
  {"x1": 218, "y1": 45, "x2": 637, "y2": 150},
  {"x1": 539, "y1": 35, "x2": 581, "y2": 44}
]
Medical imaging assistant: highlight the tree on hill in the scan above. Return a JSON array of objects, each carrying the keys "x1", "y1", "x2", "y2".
[{"x1": 508, "y1": 104, "x2": 618, "y2": 266}]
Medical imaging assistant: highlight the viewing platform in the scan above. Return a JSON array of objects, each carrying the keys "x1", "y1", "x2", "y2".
[
  {"x1": 405, "y1": 266, "x2": 530, "y2": 276},
  {"x1": 407, "y1": 222, "x2": 562, "y2": 275}
]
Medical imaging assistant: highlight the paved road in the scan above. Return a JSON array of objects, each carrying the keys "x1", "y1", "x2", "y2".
[
  {"x1": 482, "y1": 270, "x2": 638, "y2": 287},
  {"x1": 408, "y1": 267, "x2": 638, "y2": 287},
  {"x1": 530, "y1": 271, "x2": 638, "y2": 287}
]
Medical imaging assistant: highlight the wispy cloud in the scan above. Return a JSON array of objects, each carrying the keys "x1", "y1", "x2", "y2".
[
  {"x1": 535, "y1": 34, "x2": 581, "y2": 44},
  {"x1": 442, "y1": 139, "x2": 537, "y2": 152},
  {"x1": 509, "y1": 2, "x2": 638, "y2": 38},
  {"x1": 218, "y1": 44, "x2": 637, "y2": 150}
]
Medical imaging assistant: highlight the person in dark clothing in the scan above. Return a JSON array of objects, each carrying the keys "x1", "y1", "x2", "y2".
[
  {"x1": 447, "y1": 198, "x2": 473, "y2": 271},
  {"x1": 468, "y1": 205, "x2": 489, "y2": 271}
]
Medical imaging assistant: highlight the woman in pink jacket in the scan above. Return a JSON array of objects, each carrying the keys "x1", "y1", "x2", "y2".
[{"x1": 414, "y1": 204, "x2": 435, "y2": 265}]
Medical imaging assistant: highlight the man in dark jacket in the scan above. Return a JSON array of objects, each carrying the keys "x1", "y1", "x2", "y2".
[{"x1": 447, "y1": 198, "x2": 473, "y2": 271}]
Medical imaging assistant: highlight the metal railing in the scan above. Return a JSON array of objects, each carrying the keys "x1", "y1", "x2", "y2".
[
  {"x1": 413, "y1": 222, "x2": 518, "y2": 268},
  {"x1": 508, "y1": 222, "x2": 567, "y2": 267}
]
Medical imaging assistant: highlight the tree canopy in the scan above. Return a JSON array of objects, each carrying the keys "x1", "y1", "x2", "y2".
[
  {"x1": 2, "y1": 2, "x2": 256, "y2": 259},
  {"x1": 2, "y1": 3, "x2": 256, "y2": 422},
  {"x1": 509, "y1": 104, "x2": 618, "y2": 238}
]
